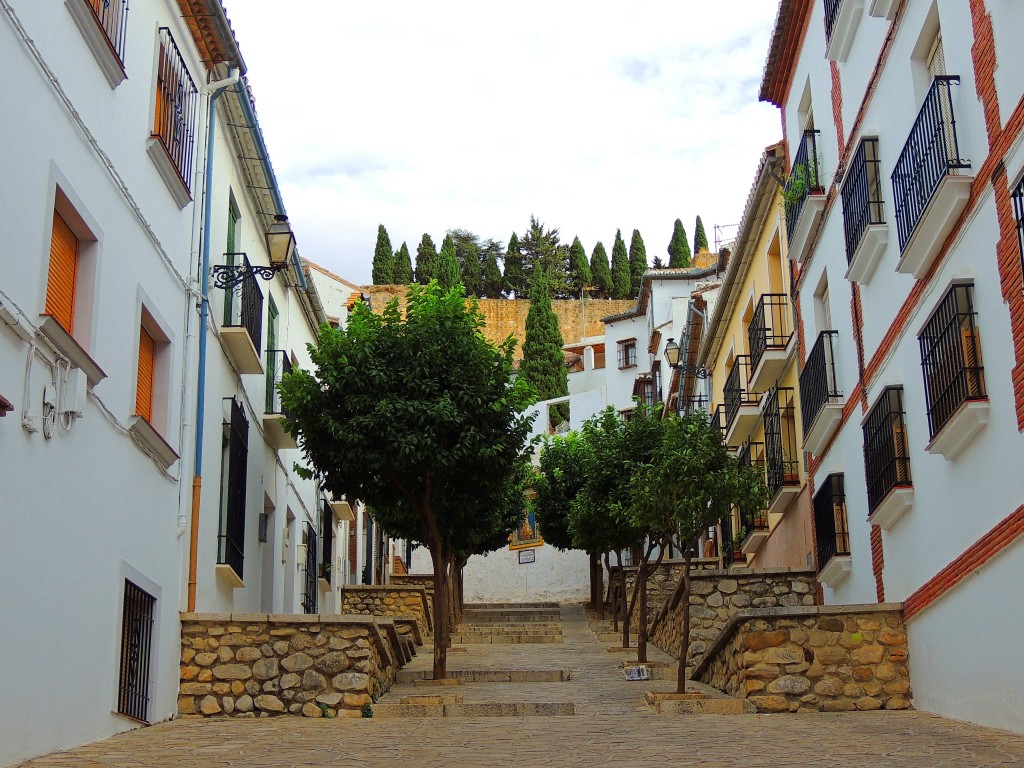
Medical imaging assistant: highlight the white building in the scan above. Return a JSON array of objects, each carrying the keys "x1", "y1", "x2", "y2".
[{"x1": 763, "y1": 0, "x2": 1024, "y2": 733}]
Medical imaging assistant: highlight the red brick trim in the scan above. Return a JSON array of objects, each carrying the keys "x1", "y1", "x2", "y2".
[
  {"x1": 970, "y1": 0, "x2": 1001, "y2": 150},
  {"x1": 903, "y1": 504, "x2": 1024, "y2": 621},
  {"x1": 992, "y1": 163, "x2": 1024, "y2": 429},
  {"x1": 870, "y1": 525, "x2": 885, "y2": 603}
]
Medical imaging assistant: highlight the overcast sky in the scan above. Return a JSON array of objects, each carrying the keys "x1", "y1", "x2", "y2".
[{"x1": 226, "y1": 2, "x2": 783, "y2": 286}]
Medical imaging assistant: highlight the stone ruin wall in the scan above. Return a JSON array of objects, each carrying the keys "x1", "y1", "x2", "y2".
[{"x1": 339, "y1": 586, "x2": 432, "y2": 636}]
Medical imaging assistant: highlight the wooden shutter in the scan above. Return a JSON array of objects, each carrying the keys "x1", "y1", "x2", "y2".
[
  {"x1": 962, "y1": 326, "x2": 984, "y2": 397},
  {"x1": 893, "y1": 425, "x2": 909, "y2": 483},
  {"x1": 45, "y1": 212, "x2": 78, "y2": 333},
  {"x1": 136, "y1": 326, "x2": 156, "y2": 422}
]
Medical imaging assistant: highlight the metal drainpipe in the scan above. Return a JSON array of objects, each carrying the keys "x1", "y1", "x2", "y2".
[{"x1": 187, "y1": 69, "x2": 239, "y2": 612}]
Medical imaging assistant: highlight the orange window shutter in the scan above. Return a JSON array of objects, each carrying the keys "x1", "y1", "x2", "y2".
[
  {"x1": 136, "y1": 327, "x2": 156, "y2": 422},
  {"x1": 45, "y1": 212, "x2": 78, "y2": 333}
]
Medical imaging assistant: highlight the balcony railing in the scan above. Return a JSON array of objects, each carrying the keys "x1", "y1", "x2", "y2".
[
  {"x1": 223, "y1": 253, "x2": 264, "y2": 356},
  {"x1": 763, "y1": 387, "x2": 799, "y2": 498},
  {"x1": 85, "y1": 0, "x2": 129, "y2": 63},
  {"x1": 712, "y1": 404, "x2": 728, "y2": 441},
  {"x1": 266, "y1": 350, "x2": 293, "y2": 416},
  {"x1": 863, "y1": 387, "x2": 911, "y2": 513},
  {"x1": 724, "y1": 355, "x2": 758, "y2": 431},
  {"x1": 302, "y1": 521, "x2": 318, "y2": 614},
  {"x1": 919, "y1": 283, "x2": 986, "y2": 438},
  {"x1": 842, "y1": 138, "x2": 885, "y2": 262},
  {"x1": 320, "y1": 498, "x2": 334, "y2": 583},
  {"x1": 1014, "y1": 175, "x2": 1024, "y2": 276},
  {"x1": 217, "y1": 397, "x2": 249, "y2": 580},
  {"x1": 785, "y1": 130, "x2": 823, "y2": 236},
  {"x1": 153, "y1": 28, "x2": 198, "y2": 189},
  {"x1": 679, "y1": 394, "x2": 709, "y2": 417},
  {"x1": 738, "y1": 441, "x2": 768, "y2": 533},
  {"x1": 749, "y1": 294, "x2": 792, "y2": 374},
  {"x1": 891, "y1": 76, "x2": 970, "y2": 251},
  {"x1": 824, "y1": 0, "x2": 843, "y2": 42},
  {"x1": 800, "y1": 331, "x2": 842, "y2": 434},
  {"x1": 814, "y1": 473, "x2": 850, "y2": 571}
]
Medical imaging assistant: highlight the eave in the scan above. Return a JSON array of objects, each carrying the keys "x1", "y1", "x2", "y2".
[{"x1": 759, "y1": 0, "x2": 813, "y2": 108}]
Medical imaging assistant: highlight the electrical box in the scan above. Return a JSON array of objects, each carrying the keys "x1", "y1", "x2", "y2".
[{"x1": 63, "y1": 367, "x2": 87, "y2": 417}]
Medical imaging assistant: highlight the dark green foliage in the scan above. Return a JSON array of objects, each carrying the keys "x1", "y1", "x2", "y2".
[
  {"x1": 567, "y1": 236, "x2": 592, "y2": 295},
  {"x1": 503, "y1": 232, "x2": 525, "y2": 297},
  {"x1": 532, "y1": 432, "x2": 589, "y2": 552},
  {"x1": 653, "y1": 255, "x2": 665, "y2": 269},
  {"x1": 450, "y1": 229, "x2": 483, "y2": 297},
  {"x1": 668, "y1": 218, "x2": 691, "y2": 268},
  {"x1": 590, "y1": 241, "x2": 612, "y2": 298},
  {"x1": 610, "y1": 229, "x2": 631, "y2": 299},
  {"x1": 436, "y1": 235, "x2": 461, "y2": 291},
  {"x1": 481, "y1": 240, "x2": 504, "y2": 298},
  {"x1": 372, "y1": 224, "x2": 395, "y2": 285},
  {"x1": 415, "y1": 234, "x2": 438, "y2": 284},
  {"x1": 519, "y1": 216, "x2": 568, "y2": 299},
  {"x1": 519, "y1": 268, "x2": 568, "y2": 427},
  {"x1": 693, "y1": 215, "x2": 709, "y2": 254},
  {"x1": 628, "y1": 229, "x2": 647, "y2": 296},
  {"x1": 394, "y1": 242, "x2": 413, "y2": 284}
]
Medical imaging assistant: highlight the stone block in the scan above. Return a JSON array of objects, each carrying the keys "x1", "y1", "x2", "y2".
[
  {"x1": 744, "y1": 630, "x2": 787, "y2": 652},
  {"x1": 818, "y1": 617, "x2": 845, "y2": 633},
  {"x1": 332, "y1": 672, "x2": 369, "y2": 691},
  {"x1": 814, "y1": 646, "x2": 849, "y2": 665},
  {"x1": 763, "y1": 647, "x2": 803, "y2": 665},
  {"x1": 255, "y1": 695, "x2": 286, "y2": 713},
  {"x1": 281, "y1": 653, "x2": 314, "y2": 672},
  {"x1": 838, "y1": 632, "x2": 865, "y2": 649},
  {"x1": 181, "y1": 683, "x2": 212, "y2": 695},
  {"x1": 878, "y1": 627, "x2": 907, "y2": 646},
  {"x1": 316, "y1": 693, "x2": 344, "y2": 706},
  {"x1": 855, "y1": 696, "x2": 882, "y2": 710},
  {"x1": 252, "y1": 658, "x2": 280, "y2": 681},
  {"x1": 231, "y1": 681, "x2": 245, "y2": 696},
  {"x1": 874, "y1": 662, "x2": 897, "y2": 681},
  {"x1": 199, "y1": 695, "x2": 222, "y2": 715},
  {"x1": 822, "y1": 698, "x2": 856, "y2": 712},
  {"x1": 235, "y1": 647, "x2": 262, "y2": 663},
  {"x1": 302, "y1": 702, "x2": 323, "y2": 718},
  {"x1": 178, "y1": 696, "x2": 196, "y2": 714},
  {"x1": 843, "y1": 683, "x2": 864, "y2": 698},
  {"x1": 718, "y1": 579, "x2": 738, "y2": 594},
  {"x1": 343, "y1": 692, "x2": 372, "y2": 708},
  {"x1": 883, "y1": 679, "x2": 910, "y2": 695},
  {"x1": 302, "y1": 670, "x2": 326, "y2": 691},
  {"x1": 180, "y1": 666, "x2": 200, "y2": 681},
  {"x1": 212, "y1": 683, "x2": 231, "y2": 695},
  {"x1": 850, "y1": 645, "x2": 885, "y2": 665},
  {"x1": 885, "y1": 696, "x2": 912, "y2": 710},
  {"x1": 218, "y1": 647, "x2": 234, "y2": 663},
  {"x1": 852, "y1": 666, "x2": 873, "y2": 682},
  {"x1": 813, "y1": 676, "x2": 843, "y2": 697},
  {"x1": 222, "y1": 697, "x2": 235, "y2": 714},
  {"x1": 767, "y1": 675, "x2": 810, "y2": 695},
  {"x1": 749, "y1": 695, "x2": 789, "y2": 712},
  {"x1": 194, "y1": 652, "x2": 218, "y2": 667},
  {"x1": 745, "y1": 664, "x2": 780, "y2": 680}
]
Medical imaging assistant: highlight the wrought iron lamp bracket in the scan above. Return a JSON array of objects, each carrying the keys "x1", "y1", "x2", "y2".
[{"x1": 211, "y1": 261, "x2": 284, "y2": 290}]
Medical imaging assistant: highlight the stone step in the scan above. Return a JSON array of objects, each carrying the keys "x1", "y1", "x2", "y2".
[
  {"x1": 456, "y1": 623, "x2": 563, "y2": 633},
  {"x1": 463, "y1": 602, "x2": 559, "y2": 610},
  {"x1": 654, "y1": 698, "x2": 755, "y2": 715},
  {"x1": 372, "y1": 701, "x2": 575, "y2": 718},
  {"x1": 462, "y1": 614, "x2": 562, "y2": 624},
  {"x1": 397, "y1": 668, "x2": 571, "y2": 684},
  {"x1": 450, "y1": 633, "x2": 564, "y2": 645}
]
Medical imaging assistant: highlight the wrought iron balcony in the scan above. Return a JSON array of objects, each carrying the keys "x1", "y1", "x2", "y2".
[
  {"x1": 824, "y1": 0, "x2": 843, "y2": 42},
  {"x1": 217, "y1": 398, "x2": 249, "y2": 584},
  {"x1": 785, "y1": 130, "x2": 824, "y2": 237},
  {"x1": 748, "y1": 294, "x2": 792, "y2": 388},
  {"x1": 763, "y1": 386, "x2": 800, "y2": 501},
  {"x1": 800, "y1": 331, "x2": 842, "y2": 435},
  {"x1": 221, "y1": 254, "x2": 264, "y2": 374},
  {"x1": 301, "y1": 522, "x2": 318, "y2": 614},
  {"x1": 712, "y1": 403, "x2": 729, "y2": 442},
  {"x1": 85, "y1": 0, "x2": 129, "y2": 62},
  {"x1": 153, "y1": 28, "x2": 198, "y2": 189},
  {"x1": 724, "y1": 355, "x2": 759, "y2": 434},
  {"x1": 863, "y1": 387, "x2": 911, "y2": 514},
  {"x1": 263, "y1": 350, "x2": 297, "y2": 450},
  {"x1": 842, "y1": 138, "x2": 885, "y2": 263},
  {"x1": 737, "y1": 441, "x2": 768, "y2": 536},
  {"x1": 680, "y1": 394, "x2": 709, "y2": 417},
  {"x1": 891, "y1": 76, "x2": 970, "y2": 252},
  {"x1": 814, "y1": 473, "x2": 851, "y2": 574}
]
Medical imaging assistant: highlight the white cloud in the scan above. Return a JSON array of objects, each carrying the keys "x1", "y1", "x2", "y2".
[{"x1": 226, "y1": 1, "x2": 782, "y2": 283}]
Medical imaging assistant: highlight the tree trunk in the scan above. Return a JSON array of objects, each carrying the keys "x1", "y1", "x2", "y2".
[
  {"x1": 676, "y1": 549, "x2": 693, "y2": 694},
  {"x1": 606, "y1": 552, "x2": 618, "y2": 632},
  {"x1": 614, "y1": 550, "x2": 630, "y2": 648},
  {"x1": 637, "y1": 570, "x2": 648, "y2": 663},
  {"x1": 429, "y1": 542, "x2": 448, "y2": 679},
  {"x1": 589, "y1": 551, "x2": 604, "y2": 619}
]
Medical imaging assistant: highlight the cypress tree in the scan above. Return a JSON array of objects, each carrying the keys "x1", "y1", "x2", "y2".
[
  {"x1": 415, "y1": 233, "x2": 438, "y2": 284},
  {"x1": 693, "y1": 215, "x2": 709, "y2": 254},
  {"x1": 371, "y1": 224, "x2": 395, "y2": 285},
  {"x1": 436, "y1": 234, "x2": 461, "y2": 290},
  {"x1": 590, "y1": 242, "x2": 612, "y2": 299},
  {"x1": 394, "y1": 241, "x2": 413, "y2": 284},
  {"x1": 503, "y1": 232, "x2": 525, "y2": 297},
  {"x1": 610, "y1": 229, "x2": 631, "y2": 300},
  {"x1": 519, "y1": 268, "x2": 569, "y2": 427},
  {"x1": 459, "y1": 241, "x2": 483, "y2": 297},
  {"x1": 653, "y1": 255, "x2": 665, "y2": 269},
  {"x1": 628, "y1": 229, "x2": 648, "y2": 296},
  {"x1": 667, "y1": 218, "x2": 691, "y2": 268},
  {"x1": 567, "y1": 236, "x2": 592, "y2": 295},
  {"x1": 482, "y1": 245, "x2": 504, "y2": 297}
]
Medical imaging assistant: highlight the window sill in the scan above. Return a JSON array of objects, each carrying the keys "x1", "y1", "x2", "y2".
[
  {"x1": 844, "y1": 223, "x2": 888, "y2": 284},
  {"x1": 925, "y1": 399, "x2": 989, "y2": 461},
  {"x1": 787, "y1": 193, "x2": 826, "y2": 264},
  {"x1": 146, "y1": 138, "x2": 192, "y2": 210},
  {"x1": 867, "y1": 486, "x2": 913, "y2": 530},
  {"x1": 825, "y1": 0, "x2": 864, "y2": 62},
  {"x1": 819, "y1": 554, "x2": 852, "y2": 589},
  {"x1": 215, "y1": 563, "x2": 244, "y2": 589},
  {"x1": 128, "y1": 415, "x2": 179, "y2": 470},
  {"x1": 38, "y1": 315, "x2": 106, "y2": 387},
  {"x1": 868, "y1": 0, "x2": 897, "y2": 20},
  {"x1": 65, "y1": 0, "x2": 126, "y2": 89},
  {"x1": 896, "y1": 174, "x2": 973, "y2": 279},
  {"x1": 618, "y1": 364, "x2": 638, "y2": 370},
  {"x1": 318, "y1": 577, "x2": 331, "y2": 592}
]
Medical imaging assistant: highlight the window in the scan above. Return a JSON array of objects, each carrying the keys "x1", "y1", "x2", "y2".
[
  {"x1": 218, "y1": 398, "x2": 249, "y2": 582},
  {"x1": 87, "y1": 0, "x2": 129, "y2": 63},
  {"x1": 842, "y1": 138, "x2": 885, "y2": 262},
  {"x1": 224, "y1": 197, "x2": 240, "y2": 325},
  {"x1": 862, "y1": 387, "x2": 911, "y2": 513},
  {"x1": 814, "y1": 474, "x2": 850, "y2": 571},
  {"x1": 1013, "y1": 175, "x2": 1024, "y2": 282},
  {"x1": 135, "y1": 325, "x2": 155, "y2": 422},
  {"x1": 301, "y1": 521, "x2": 318, "y2": 614},
  {"x1": 918, "y1": 283, "x2": 986, "y2": 438},
  {"x1": 651, "y1": 362, "x2": 662, "y2": 404},
  {"x1": 45, "y1": 211, "x2": 79, "y2": 333},
  {"x1": 321, "y1": 499, "x2": 334, "y2": 583},
  {"x1": 151, "y1": 28, "x2": 198, "y2": 192},
  {"x1": 118, "y1": 579, "x2": 155, "y2": 722},
  {"x1": 617, "y1": 338, "x2": 637, "y2": 369}
]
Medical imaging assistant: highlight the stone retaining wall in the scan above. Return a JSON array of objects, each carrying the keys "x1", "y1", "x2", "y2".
[
  {"x1": 692, "y1": 605, "x2": 912, "y2": 713},
  {"x1": 178, "y1": 613, "x2": 400, "y2": 719},
  {"x1": 340, "y1": 586, "x2": 432, "y2": 635},
  {"x1": 391, "y1": 574, "x2": 434, "y2": 589}
]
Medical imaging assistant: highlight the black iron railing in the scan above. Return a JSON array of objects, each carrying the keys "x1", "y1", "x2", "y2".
[
  {"x1": 824, "y1": 0, "x2": 843, "y2": 43},
  {"x1": 891, "y1": 76, "x2": 970, "y2": 251},
  {"x1": 223, "y1": 253, "x2": 264, "y2": 357},
  {"x1": 814, "y1": 474, "x2": 850, "y2": 571},
  {"x1": 785, "y1": 130, "x2": 823, "y2": 236},
  {"x1": 842, "y1": 138, "x2": 885, "y2": 262},
  {"x1": 724, "y1": 355, "x2": 759, "y2": 432},
  {"x1": 1014, "y1": 175, "x2": 1024, "y2": 281},
  {"x1": 302, "y1": 521, "x2": 318, "y2": 614},
  {"x1": 738, "y1": 441, "x2": 768, "y2": 534},
  {"x1": 321, "y1": 498, "x2": 334, "y2": 583},
  {"x1": 749, "y1": 294, "x2": 792, "y2": 374},
  {"x1": 800, "y1": 330, "x2": 842, "y2": 435},
  {"x1": 153, "y1": 28, "x2": 198, "y2": 189},
  {"x1": 712, "y1": 403, "x2": 728, "y2": 441},
  {"x1": 265, "y1": 350, "x2": 292, "y2": 416},
  {"x1": 919, "y1": 283, "x2": 986, "y2": 438},
  {"x1": 85, "y1": 0, "x2": 129, "y2": 63},
  {"x1": 763, "y1": 387, "x2": 800, "y2": 499},
  {"x1": 719, "y1": 510, "x2": 735, "y2": 562},
  {"x1": 681, "y1": 394, "x2": 709, "y2": 416},
  {"x1": 863, "y1": 387, "x2": 911, "y2": 513},
  {"x1": 118, "y1": 579, "x2": 155, "y2": 722},
  {"x1": 218, "y1": 397, "x2": 249, "y2": 579}
]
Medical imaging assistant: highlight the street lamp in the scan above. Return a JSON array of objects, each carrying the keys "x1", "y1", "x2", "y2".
[
  {"x1": 212, "y1": 214, "x2": 296, "y2": 289},
  {"x1": 664, "y1": 337, "x2": 709, "y2": 378}
]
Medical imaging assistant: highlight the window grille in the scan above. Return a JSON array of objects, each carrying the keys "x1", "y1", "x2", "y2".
[
  {"x1": 302, "y1": 521, "x2": 318, "y2": 614},
  {"x1": 153, "y1": 28, "x2": 198, "y2": 189},
  {"x1": 862, "y1": 387, "x2": 911, "y2": 513},
  {"x1": 842, "y1": 138, "x2": 885, "y2": 262},
  {"x1": 800, "y1": 331, "x2": 841, "y2": 435},
  {"x1": 85, "y1": 0, "x2": 129, "y2": 63},
  {"x1": 814, "y1": 474, "x2": 850, "y2": 571},
  {"x1": 118, "y1": 580, "x2": 155, "y2": 722},
  {"x1": 218, "y1": 398, "x2": 249, "y2": 579},
  {"x1": 617, "y1": 338, "x2": 637, "y2": 369},
  {"x1": 785, "y1": 130, "x2": 823, "y2": 236},
  {"x1": 1012, "y1": 176, "x2": 1024, "y2": 291},
  {"x1": 763, "y1": 387, "x2": 799, "y2": 498}
]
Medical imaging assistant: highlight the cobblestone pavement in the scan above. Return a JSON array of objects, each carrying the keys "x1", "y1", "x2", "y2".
[{"x1": 16, "y1": 606, "x2": 1024, "y2": 768}]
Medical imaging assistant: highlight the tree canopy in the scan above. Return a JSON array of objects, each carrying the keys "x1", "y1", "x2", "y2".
[
  {"x1": 415, "y1": 233, "x2": 438, "y2": 284},
  {"x1": 394, "y1": 241, "x2": 413, "y2": 284},
  {"x1": 567, "y1": 236, "x2": 592, "y2": 296},
  {"x1": 693, "y1": 215, "x2": 709, "y2": 254},
  {"x1": 628, "y1": 229, "x2": 648, "y2": 296},
  {"x1": 519, "y1": 267, "x2": 569, "y2": 426},
  {"x1": 436, "y1": 234, "x2": 461, "y2": 291},
  {"x1": 610, "y1": 229, "x2": 631, "y2": 300},
  {"x1": 590, "y1": 241, "x2": 612, "y2": 299},
  {"x1": 371, "y1": 224, "x2": 395, "y2": 285},
  {"x1": 503, "y1": 232, "x2": 525, "y2": 298},
  {"x1": 668, "y1": 218, "x2": 691, "y2": 268}
]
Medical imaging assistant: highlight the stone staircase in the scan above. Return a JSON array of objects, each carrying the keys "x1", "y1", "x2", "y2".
[{"x1": 450, "y1": 601, "x2": 564, "y2": 644}]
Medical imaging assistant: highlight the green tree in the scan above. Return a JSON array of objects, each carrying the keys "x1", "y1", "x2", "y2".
[
  {"x1": 415, "y1": 233, "x2": 438, "y2": 284},
  {"x1": 693, "y1": 215, "x2": 709, "y2": 254},
  {"x1": 519, "y1": 216, "x2": 568, "y2": 298},
  {"x1": 372, "y1": 224, "x2": 395, "y2": 285},
  {"x1": 503, "y1": 232, "x2": 525, "y2": 297},
  {"x1": 279, "y1": 282, "x2": 535, "y2": 679},
  {"x1": 449, "y1": 230, "x2": 483, "y2": 297},
  {"x1": 394, "y1": 241, "x2": 413, "y2": 284},
  {"x1": 628, "y1": 229, "x2": 648, "y2": 296},
  {"x1": 519, "y1": 268, "x2": 569, "y2": 428},
  {"x1": 667, "y1": 218, "x2": 691, "y2": 268},
  {"x1": 590, "y1": 242, "x2": 612, "y2": 298},
  {"x1": 436, "y1": 235, "x2": 461, "y2": 291},
  {"x1": 567, "y1": 236, "x2": 592, "y2": 296},
  {"x1": 653, "y1": 255, "x2": 665, "y2": 269},
  {"x1": 610, "y1": 229, "x2": 631, "y2": 299},
  {"x1": 481, "y1": 240, "x2": 505, "y2": 298}
]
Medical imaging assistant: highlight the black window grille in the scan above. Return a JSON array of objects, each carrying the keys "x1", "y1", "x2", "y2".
[
  {"x1": 266, "y1": 350, "x2": 292, "y2": 416},
  {"x1": 321, "y1": 498, "x2": 334, "y2": 583},
  {"x1": 1013, "y1": 175, "x2": 1024, "y2": 293},
  {"x1": 737, "y1": 441, "x2": 768, "y2": 534},
  {"x1": 153, "y1": 28, "x2": 198, "y2": 189},
  {"x1": 785, "y1": 130, "x2": 823, "y2": 236},
  {"x1": 302, "y1": 521, "x2": 318, "y2": 614},
  {"x1": 763, "y1": 387, "x2": 800, "y2": 499},
  {"x1": 863, "y1": 387, "x2": 912, "y2": 513},
  {"x1": 712, "y1": 403, "x2": 728, "y2": 440},
  {"x1": 719, "y1": 509, "x2": 735, "y2": 562},
  {"x1": 842, "y1": 138, "x2": 885, "y2": 262},
  {"x1": 814, "y1": 474, "x2": 850, "y2": 571},
  {"x1": 800, "y1": 330, "x2": 842, "y2": 435},
  {"x1": 749, "y1": 294, "x2": 792, "y2": 374},
  {"x1": 617, "y1": 338, "x2": 637, "y2": 369},
  {"x1": 85, "y1": 0, "x2": 129, "y2": 63},
  {"x1": 223, "y1": 253, "x2": 264, "y2": 357},
  {"x1": 724, "y1": 355, "x2": 759, "y2": 432},
  {"x1": 218, "y1": 398, "x2": 249, "y2": 580},
  {"x1": 681, "y1": 393, "x2": 709, "y2": 417},
  {"x1": 652, "y1": 362, "x2": 663, "y2": 404},
  {"x1": 918, "y1": 283, "x2": 986, "y2": 438},
  {"x1": 891, "y1": 76, "x2": 970, "y2": 251},
  {"x1": 824, "y1": 0, "x2": 843, "y2": 43},
  {"x1": 118, "y1": 579, "x2": 155, "y2": 722}
]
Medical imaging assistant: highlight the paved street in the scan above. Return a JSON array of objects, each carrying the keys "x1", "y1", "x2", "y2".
[{"x1": 16, "y1": 606, "x2": 1024, "y2": 768}]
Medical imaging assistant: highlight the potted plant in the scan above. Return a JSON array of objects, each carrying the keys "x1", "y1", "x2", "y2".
[{"x1": 318, "y1": 561, "x2": 332, "y2": 589}]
